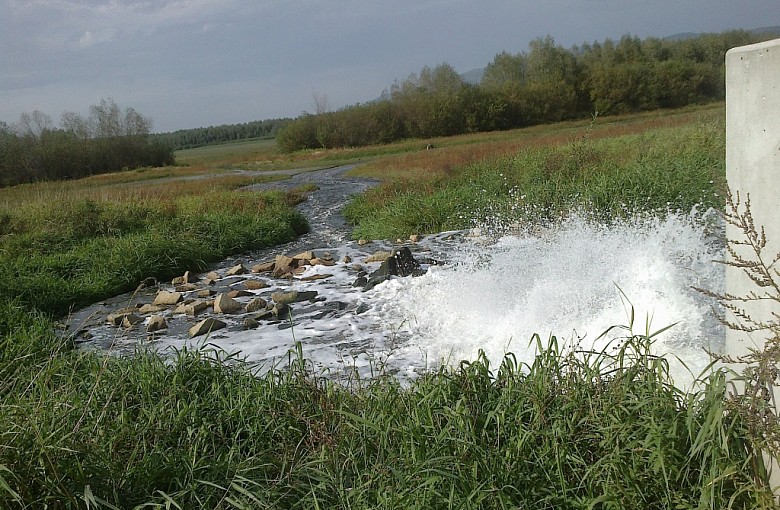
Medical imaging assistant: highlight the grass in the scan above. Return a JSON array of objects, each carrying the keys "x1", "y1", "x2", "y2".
[
  {"x1": 0, "y1": 174, "x2": 308, "y2": 316},
  {"x1": 344, "y1": 106, "x2": 726, "y2": 240},
  {"x1": 1, "y1": 103, "x2": 777, "y2": 508},
  {"x1": 0, "y1": 305, "x2": 772, "y2": 508}
]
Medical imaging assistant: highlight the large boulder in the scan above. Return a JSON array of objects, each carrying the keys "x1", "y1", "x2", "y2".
[
  {"x1": 362, "y1": 247, "x2": 423, "y2": 291},
  {"x1": 368, "y1": 247, "x2": 421, "y2": 279},
  {"x1": 393, "y1": 246, "x2": 424, "y2": 277}
]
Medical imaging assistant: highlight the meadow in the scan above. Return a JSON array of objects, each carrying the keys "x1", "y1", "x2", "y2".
[{"x1": 1, "y1": 104, "x2": 778, "y2": 508}]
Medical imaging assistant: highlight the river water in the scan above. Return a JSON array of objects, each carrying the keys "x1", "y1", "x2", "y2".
[{"x1": 70, "y1": 165, "x2": 725, "y2": 388}]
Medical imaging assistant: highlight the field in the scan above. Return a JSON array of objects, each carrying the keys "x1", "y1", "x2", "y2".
[{"x1": 1, "y1": 104, "x2": 778, "y2": 508}]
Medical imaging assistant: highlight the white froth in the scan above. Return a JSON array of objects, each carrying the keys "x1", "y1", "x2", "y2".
[
  {"x1": 372, "y1": 212, "x2": 724, "y2": 388},
  {"x1": 83, "y1": 210, "x2": 724, "y2": 389}
]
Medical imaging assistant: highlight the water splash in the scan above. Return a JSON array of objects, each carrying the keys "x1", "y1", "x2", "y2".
[
  {"x1": 374, "y1": 209, "x2": 725, "y2": 387},
  {"x1": 75, "y1": 207, "x2": 725, "y2": 389}
]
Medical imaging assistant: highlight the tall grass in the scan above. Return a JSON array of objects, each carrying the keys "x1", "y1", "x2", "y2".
[
  {"x1": 345, "y1": 112, "x2": 725, "y2": 240},
  {"x1": 0, "y1": 302, "x2": 772, "y2": 508},
  {"x1": 0, "y1": 186, "x2": 307, "y2": 315}
]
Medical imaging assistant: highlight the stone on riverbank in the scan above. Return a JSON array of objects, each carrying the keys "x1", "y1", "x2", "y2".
[
  {"x1": 106, "y1": 308, "x2": 137, "y2": 326},
  {"x1": 244, "y1": 280, "x2": 268, "y2": 290},
  {"x1": 172, "y1": 271, "x2": 195, "y2": 285},
  {"x1": 293, "y1": 250, "x2": 315, "y2": 261},
  {"x1": 214, "y1": 293, "x2": 243, "y2": 314},
  {"x1": 364, "y1": 251, "x2": 392, "y2": 263},
  {"x1": 226, "y1": 264, "x2": 248, "y2": 276},
  {"x1": 246, "y1": 297, "x2": 268, "y2": 313},
  {"x1": 271, "y1": 290, "x2": 318, "y2": 305},
  {"x1": 121, "y1": 314, "x2": 143, "y2": 328},
  {"x1": 251, "y1": 261, "x2": 274, "y2": 273},
  {"x1": 174, "y1": 300, "x2": 209, "y2": 316},
  {"x1": 188, "y1": 318, "x2": 226, "y2": 338},
  {"x1": 242, "y1": 317, "x2": 260, "y2": 329},
  {"x1": 146, "y1": 315, "x2": 167, "y2": 333},
  {"x1": 153, "y1": 291, "x2": 183, "y2": 306},
  {"x1": 138, "y1": 304, "x2": 165, "y2": 314},
  {"x1": 361, "y1": 247, "x2": 424, "y2": 291},
  {"x1": 227, "y1": 290, "x2": 254, "y2": 299}
]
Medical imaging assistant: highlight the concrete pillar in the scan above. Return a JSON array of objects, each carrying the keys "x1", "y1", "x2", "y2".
[{"x1": 725, "y1": 38, "x2": 780, "y2": 489}]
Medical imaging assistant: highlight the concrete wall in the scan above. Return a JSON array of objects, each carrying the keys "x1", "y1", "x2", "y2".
[
  {"x1": 725, "y1": 38, "x2": 780, "y2": 488},
  {"x1": 725, "y1": 38, "x2": 780, "y2": 357}
]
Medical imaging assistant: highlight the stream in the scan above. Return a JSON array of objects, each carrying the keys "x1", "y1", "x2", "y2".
[{"x1": 68, "y1": 165, "x2": 726, "y2": 387}]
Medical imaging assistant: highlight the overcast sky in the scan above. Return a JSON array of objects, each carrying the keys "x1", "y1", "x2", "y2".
[{"x1": 1, "y1": 0, "x2": 777, "y2": 132}]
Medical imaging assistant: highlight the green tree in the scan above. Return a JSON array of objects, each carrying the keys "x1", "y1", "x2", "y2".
[{"x1": 481, "y1": 51, "x2": 527, "y2": 91}]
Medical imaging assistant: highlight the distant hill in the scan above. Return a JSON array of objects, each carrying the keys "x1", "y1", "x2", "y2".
[
  {"x1": 666, "y1": 26, "x2": 780, "y2": 41},
  {"x1": 748, "y1": 26, "x2": 780, "y2": 35},
  {"x1": 460, "y1": 68, "x2": 485, "y2": 85},
  {"x1": 664, "y1": 32, "x2": 700, "y2": 42}
]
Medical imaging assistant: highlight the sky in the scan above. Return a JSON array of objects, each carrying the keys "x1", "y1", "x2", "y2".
[{"x1": 2, "y1": 0, "x2": 778, "y2": 133}]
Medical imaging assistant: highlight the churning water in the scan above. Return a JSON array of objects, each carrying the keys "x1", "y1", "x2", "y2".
[
  {"x1": 374, "y1": 210, "x2": 725, "y2": 387},
  {"x1": 76, "y1": 206, "x2": 725, "y2": 389}
]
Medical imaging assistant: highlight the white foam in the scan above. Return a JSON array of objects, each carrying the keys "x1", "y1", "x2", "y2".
[
  {"x1": 85, "y1": 210, "x2": 724, "y2": 389},
  {"x1": 371, "y1": 211, "x2": 725, "y2": 388}
]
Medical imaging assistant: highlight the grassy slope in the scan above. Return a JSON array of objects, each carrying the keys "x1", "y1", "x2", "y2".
[
  {"x1": 0, "y1": 174, "x2": 308, "y2": 316},
  {"x1": 344, "y1": 105, "x2": 726, "y2": 240},
  {"x1": 1, "y1": 104, "x2": 776, "y2": 508}
]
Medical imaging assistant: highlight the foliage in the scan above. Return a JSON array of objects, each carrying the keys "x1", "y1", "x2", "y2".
[
  {"x1": 0, "y1": 99, "x2": 175, "y2": 187},
  {"x1": 153, "y1": 117, "x2": 293, "y2": 150},
  {"x1": 277, "y1": 29, "x2": 774, "y2": 152},
  {"x1": 698, "y1": 191, "x2": 780, "y2": 487}
]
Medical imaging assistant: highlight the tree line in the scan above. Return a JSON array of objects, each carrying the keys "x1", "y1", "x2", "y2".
[
  {"x1": 277, "y1": 29, "x2": 774, "y2": 152},
  {"x1": 0, "y1": 99, "x2": 174, "y2": 187},
  {"x1": 152, "y1": 118, "x2": 293, "y2": 150}
]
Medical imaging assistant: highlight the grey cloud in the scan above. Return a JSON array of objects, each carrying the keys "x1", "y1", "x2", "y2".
[{"x1": 1, "y1": 0, "x2": 777, "y2": 130}]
